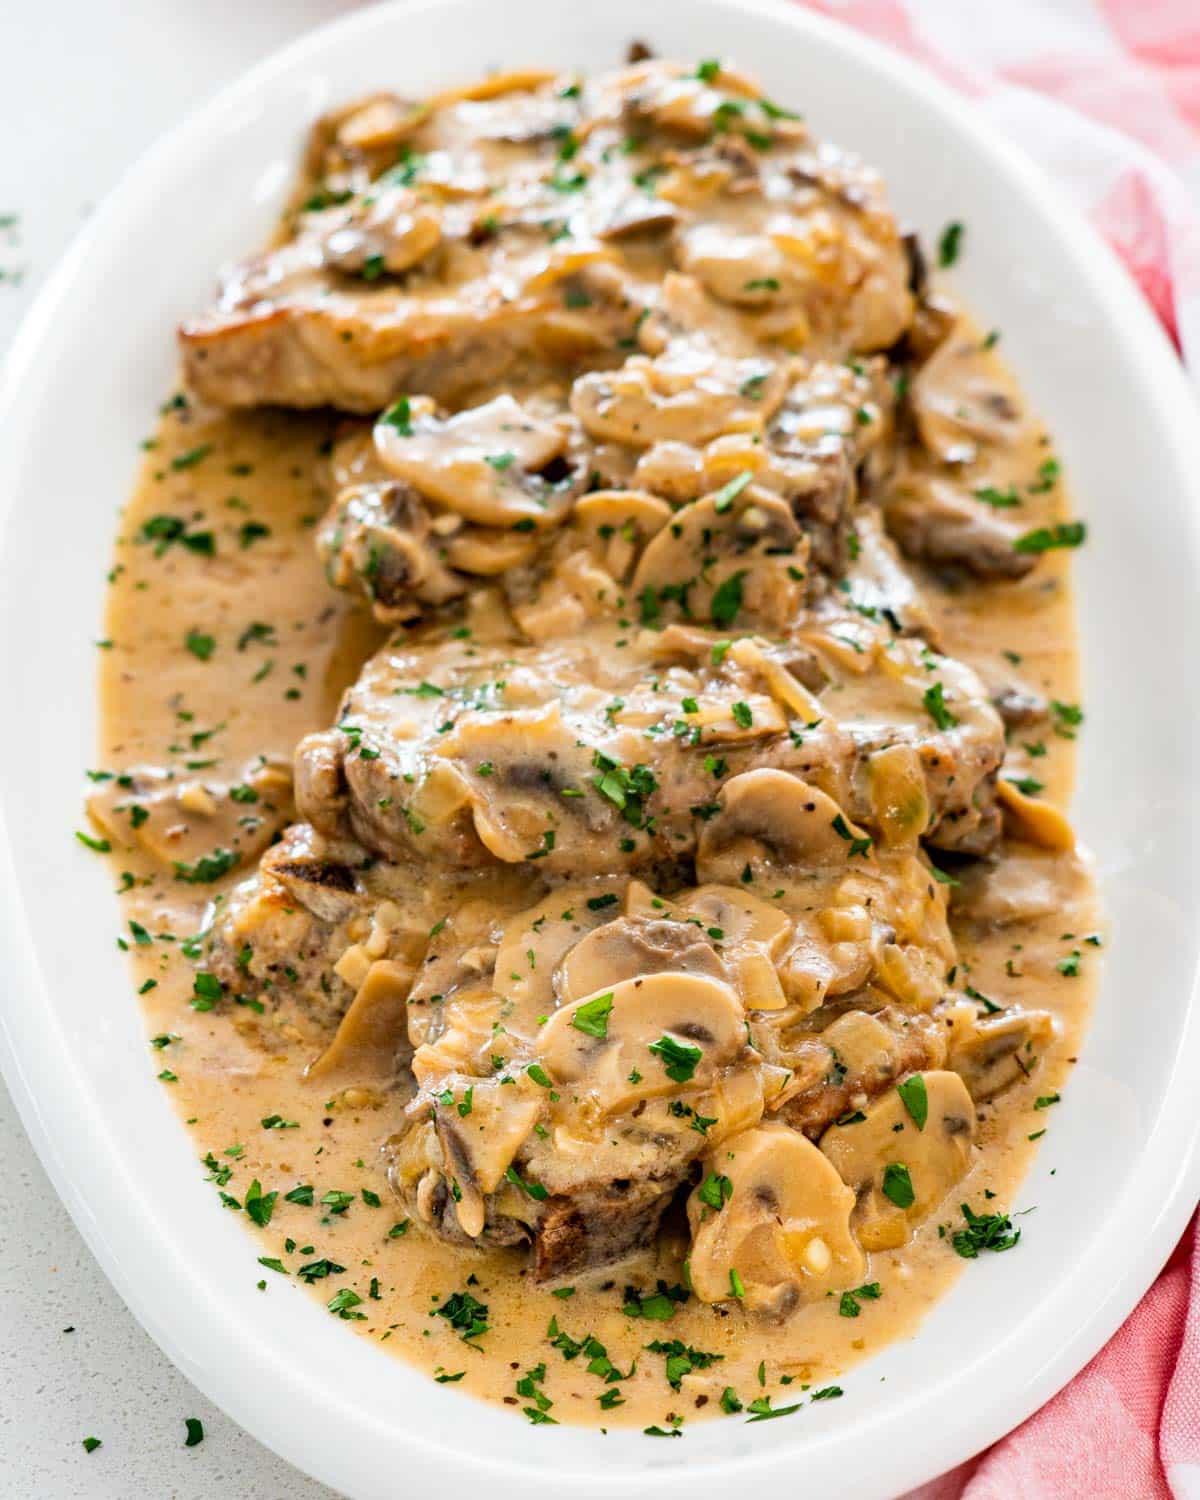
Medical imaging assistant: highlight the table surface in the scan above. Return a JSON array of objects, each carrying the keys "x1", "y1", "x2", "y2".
[{"x1": 0, "y1": 5, "x2": 356, "y2": 1494}]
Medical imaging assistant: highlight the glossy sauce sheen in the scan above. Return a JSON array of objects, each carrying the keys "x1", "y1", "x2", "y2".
[
  {"x1": 92, "y1": 62, "x2": 1097, "y2": 1433},
  {"x1": 95, "y1": 372, "x2": 1095, "y2": 1430}
]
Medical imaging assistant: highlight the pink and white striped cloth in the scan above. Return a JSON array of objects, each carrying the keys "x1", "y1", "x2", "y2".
[
  {"x1": 787, "y1": 2, "x2": 1200, "y2": 1494},
  {"x1": 795, "y1": 0, "x2": 1200, "y2": 369}
]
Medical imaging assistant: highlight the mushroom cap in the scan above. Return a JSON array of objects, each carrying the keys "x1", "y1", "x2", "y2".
[
  {"x1": 572, "y1": 489, "x2": 673, "y2": 581},
  {"x1": 432, "y1": 1075, "x2": 544, "y2": 1238},
  {"x1": 944, "y1": 1003, "x2": 1056, "y2": 1101},
  {"x1": 687, "y1": 1122, "x2": 864, "y2": 1314},
  {"x1": 819, "y1": 1069, "x2": 975, "y2": 1251},
  {"x1": 677, "y1": 884, "x2": 792, "y2": 1011},
  {"x1": 573, "y1": 488, "x2": 673, "y2": 543},
  {"x1": 443, "y1": 527, "x2": 539, "y2": 575},
  {"x1": 374, "y1": 393, "x2": 575, "y2": 528},
  {"x1": 556, "y1": 913, "x2": 727, "y2": 1003},
  {"x1": 433, "y1": 704, "x2": 599, "y2": 863},
  {"x1": 492, "y1": 881, "x2": 628, "y2": 1040},
  {"x1": 697, "y1": 769, "x2": 868, "y2": 884},
  {"x1": 630, "y1": 485, "x2": 806, "y2": 630},
  {"x1": 557, "y1": 881, "x2": 793, "y2": 1013},
  {"x1": 538, "y1": 971, "x2": 745, "y2": 1115},
  {"x1": 569, "y1": 350, "x2": 786, "y2": 449},
  {"x1": 320, "y1": 186, "x2": 443, "y2": 277},
  {"x1": 911, "y1": 332, "x2": 1026, "y2": 465}
]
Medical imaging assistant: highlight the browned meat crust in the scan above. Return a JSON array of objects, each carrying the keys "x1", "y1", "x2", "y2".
[{"x1": 532, "y1": 1180, "x2": 679, "y2": 1281}]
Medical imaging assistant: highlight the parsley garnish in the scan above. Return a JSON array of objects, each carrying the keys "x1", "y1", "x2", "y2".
[
  {"x1": 937, "y1": 221, "x2": 964, "y2": 267},
  {"x1": 572, "y1": 991, "x2": 614, "y2": 1039},
  {"x1": 647, "y1": 1034, "x2": 702, "y2": 1083},
  {"x1": 1013, "y1": 522, "x2": 1086, "y2": 554},
  {"x1": 434, "y1": 1290, "x2": 490, "y2": 1345},
  {"x1": 923, "y1": 681, "x2": 959, "y2": 730},
  {"x1": 951, "y1": 1202, "x2": 1022, "y2": 1257},
  {"x1": 838, "y1": 1282, "x2": 882, "y2": 1318},
  {"x1": 896, "y1": 1074, "x2": 928, "y2": 1130},
  {"x1": 881, "y1": 1162, "x2": 914, "y2": 1209}
]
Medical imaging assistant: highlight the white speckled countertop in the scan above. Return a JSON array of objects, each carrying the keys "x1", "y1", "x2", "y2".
[{"x1": 0, "y1": 5, "x2": 355, "y2": 1494}]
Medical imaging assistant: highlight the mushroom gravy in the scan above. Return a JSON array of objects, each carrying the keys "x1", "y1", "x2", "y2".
[{"x1": 89, "y1": 58, "x2": 1097, "y2": 1433}]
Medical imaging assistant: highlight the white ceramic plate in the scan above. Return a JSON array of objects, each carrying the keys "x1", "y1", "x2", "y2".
[{"x1": 3, "y1": 1, "x2": 1199, "y2": 1495}]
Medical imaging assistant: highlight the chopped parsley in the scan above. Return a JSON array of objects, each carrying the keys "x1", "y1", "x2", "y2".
[
  {"x1": 571, "y1": 990, "x2": 614, "y2": 1039},
  {"x1": 838, "y1": 1281, "x2": 882, "y2": 1318},
  {"x1": 184, "y1": 630, "x2": 216, "y2": 662},
  {"x1": 711, "y1": 571, "x2": 746, "y2": 629},
  {"x1": 173, "y1": 848, "x2": 237, "y2": 883},
  {"x1": 379, "y1": 396, "x2": 413, "y2": 435},
  {"x1": 712, "y1": 471, "x2": 752, "y2": 513},
  {"x1": 896, "y1": 1074, "x2": 928, "y2": 1131},
  {"x1": 697, "y1": 1172, "x2": 733, "y2": 1211},
  {"x1": 922, "y1": 681, "x2": 959, "y2": 730},
  {"x1": 434, "y1": 1289, "x2": 490, "y2": 1345},
  {"x1": 1013, "y1": 521, "x2": 1086, "y2": 554},
  {"x1": 881, "y1": 1162, "x2": 914, "y2": 1209},
  {"x1": 937, "y1": 221, "x2": 964, "y2": 267},
  {"x1": 505, "y1": 1165, "x2": 549, "y2": 1202},
  {"x1": 951, "y1": 1202, "x2": 1022, "y2": 1257},
  {"x1": 647, "y1": 1034, "x2": 702, "y2": 1083}
]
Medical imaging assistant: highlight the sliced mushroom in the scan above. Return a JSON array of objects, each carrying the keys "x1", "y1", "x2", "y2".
[
  {"x1": 572, "y1": 489, "x2": 672, "y2": 580},
  {"x1": 443, "y1": 527, "x2": 538, "y2": 575},
  {"x1": 620, "y1": 65, "x2": 771, "y2": 141},
  {"x1": 318, "y1": 480, "x2": 467, "y2": 623},
  {"x1": 374, "y1": 394, "x2": 578, "y2": 529},
  {"x1": 596, "y1": 195, "x2": 680, "y2": 240},
  {"x1": 884, "y1": 477, "x2": 1035, "y2": 581},
  {"x1": 331, "y1": 93, "x2": 429, "y2": 155},
  {"x1": 944, "y1": 1003, "x2": 1056, "y2": 1101},
  {"x1": 696, "y1": 771, "x2": 865, "y2": 883},
  {"x1": 950, "y1": 848, "x2": 1082, "y2": 927},
  {"x1": 556, "y1": 914, "x2": 727, "y2": 1003},
  {"x1": 570, "y1": 350, "x2": 786, "y2": 449},
  {"x1": 304, "y1": 92, "x2": 429, "y2": 184},
  {"x1": 305, "y1": 958, "x2": 415, "y2": 1087},
  {"x1": 434, "y1": 704, "x2": 601, "y2": 862},
  {"x1": 676, "y1": 885, "x2": 792, "y2": 1011},
  {"x1": 86, "y1": 757, "x2": 292, "y2": 876},
  {"x1": 538, "y1": 972, "x2": 745, "y2": 1115},
  {"x1": 911, "y1": 334, "x2": 1026, "y2": 465},
  {"x1": 432, "y1": 1076, "x2": 544, "y2": 1238},
  {"x1": 630, "y1": 486, "x2": 806, "y2": 630},
  {"x1": 674, "y1": 223, "x2": 793, "y2": 311},
  {"x1": 319, "y1": 186, "x2": 442, "y2": 277},
  {"x1": 819, "y1": 1070, "x2": 975, "y2": 1251},
  {"x1": 492, "y1": 883, "x2": 627, "y2": 1039},
  {"x1": 631, "y1": 441, "x2": 707, "y2": 504},
  {"x1": 991, "y1": 685, "x2": 1048, "y2": 730},
  {"x1": 687, "y1": 1123, "x2": 864, "y2": 1315}
]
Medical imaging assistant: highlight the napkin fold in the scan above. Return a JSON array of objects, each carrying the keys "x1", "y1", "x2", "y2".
[{"x1": 789, "y1": 2, "x2": 1200, "y2": 1493}]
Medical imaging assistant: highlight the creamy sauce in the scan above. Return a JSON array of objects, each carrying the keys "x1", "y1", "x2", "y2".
[{"x1": 88, "y1": 59, "x2": 1098, "y2": 1434}]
